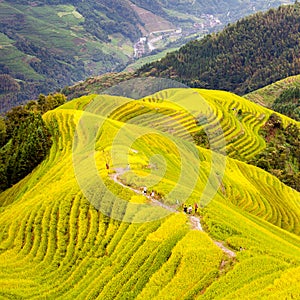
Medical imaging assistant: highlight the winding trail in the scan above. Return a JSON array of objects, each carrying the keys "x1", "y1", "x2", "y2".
[{"x1": 110, "y1": 168, "x2": 236, "y2": 258}]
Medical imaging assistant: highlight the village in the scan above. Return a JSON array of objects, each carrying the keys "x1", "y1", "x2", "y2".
[{"x1": 133, "y1": 14, "x2": 222, "y2": 58}]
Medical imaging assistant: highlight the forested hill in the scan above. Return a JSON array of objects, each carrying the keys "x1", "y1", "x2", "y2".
[{"x1": 138, "y1": 2, "x2": 300, "y2": 95}]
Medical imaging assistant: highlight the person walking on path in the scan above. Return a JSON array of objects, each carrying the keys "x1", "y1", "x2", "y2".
[
  {"x1": 187, "y1": 205, "x2": 192, "y2": 214},
  {"x1": 183, "y1": 204, "x2": 187, "y2": 213},
  {"x1": 194, "y1": 203, "x2": 198, "y2": 213}
]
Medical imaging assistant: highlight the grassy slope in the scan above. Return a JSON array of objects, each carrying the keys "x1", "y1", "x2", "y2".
[
  {"x1": 244, "y1": 74, "x2": 300, "y2": 107},
  {"x1": 0, "y1": 89, "x2": 300, "y2": 298},
  {"x1": 0, "y1": 2, "x2": 127, "y2": 77}
]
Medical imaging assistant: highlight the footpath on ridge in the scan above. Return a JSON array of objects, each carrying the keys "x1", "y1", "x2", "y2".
[{"x1": 110, "y1": 168, "x2": 236, "y2": 258}]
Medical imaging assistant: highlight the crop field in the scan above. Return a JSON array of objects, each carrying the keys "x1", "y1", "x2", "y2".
[
  {"x1": 130, "y1": 4, "x2": 175, "y2": 34},
  {"x1": 0, "y1": 89, "x2": 300, "y2": 298},
  {"x1": 0, "y1": 32, "x2": 43, "y2": 81}
]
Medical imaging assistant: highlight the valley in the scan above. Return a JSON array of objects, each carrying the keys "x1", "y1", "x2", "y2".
[{"x1": 132, "y1": 5, "x2": 221, "y2": 59}]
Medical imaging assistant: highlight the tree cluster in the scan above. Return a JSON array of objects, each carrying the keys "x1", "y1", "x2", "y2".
[
  {"x1": 249, "y1": 114, "x2": 300, "y2": 192},
  {"x1": 272, "y1": 87, "x2": 300, "y2": 121},
  {"x1": 0, "y1": 93, "x2": 65, "y2": 191},
  {"x1": 0, "y1": 74, "x2": 20, "y2": 93}
]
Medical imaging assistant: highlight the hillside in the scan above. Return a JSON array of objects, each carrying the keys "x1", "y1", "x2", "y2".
[
  {"x1": 138, "y1": 2, "x2": 300, "y2": 96},
  {"x1": 0, "y1": 0, "x2": 294, "y2": 111},
  {"x1": 244, "y1": 74, "x2": 300, "y2": 106},
  {"x1": 0, "y1": 86, "x2": 300, "y2": 298},
  {"x1": 62, "y1": 72, "x2": 138, "y2": 101},
  {"x1": 244, "y1": 75, "x2": 300, "y2": 122}
]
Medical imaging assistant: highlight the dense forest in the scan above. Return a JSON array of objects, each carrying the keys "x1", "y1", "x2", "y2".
[
  {"x1": 272, "y1": 87, "x2": 300, "y2": 121},
  {"x1": 249, "y1": 114, "x2": 300, "y2": 192},
  {"x1": 138, "y1": 2, "x2": 300, "y2": 95},
  {"x1": 0, "y1": 93, "x2": 65, "y2": 191}
]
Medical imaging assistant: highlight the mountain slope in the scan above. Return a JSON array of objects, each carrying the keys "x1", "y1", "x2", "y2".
[
  {"x1": 0, "y1": 1, "x2": 142, "y2": 111},
  {"x1": 138, "y1": 2, "x2": 300, "y2": 95},
  {"x1": 244, "y1": 74, "x2": 300, "y2": 106},
  {"x1": 0, "y1": 0, "x2": 294, "y2": 111},
  {"x1": 0, "y1": 88, "x2": 300, "y2": 298}
]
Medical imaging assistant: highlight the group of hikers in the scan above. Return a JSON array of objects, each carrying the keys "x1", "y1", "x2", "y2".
[
  {"x1": 108, "y1": 162, "x2": 201, "y2": 215},
  {"x1": 183, "y1": 203, "x2": 198, "y2": 214},
  {"x1": 143, "y1": 187, "x2": 199, "y2": 215},
  {"x1": 143, "y1": 186, "x2": 200, "y2": 214},
  {"x1": 143, "y1": 187, "x2": 155, "y2": 197}
]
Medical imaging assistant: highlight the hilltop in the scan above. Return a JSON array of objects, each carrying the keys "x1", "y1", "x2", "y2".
[
  {"x1": 0, "y1": 86, "x2": 300, "y2": 298},
  {"x1": 138, "y1": 2, "x2": 300, "y2": 95},
  {"x1": 0, "y1": 0, "x2": 294, "y2": 111}
]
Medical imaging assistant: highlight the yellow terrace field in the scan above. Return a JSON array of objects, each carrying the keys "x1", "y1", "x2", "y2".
[{"x1": 0, "y1": 88, "x2": 300, "y2": 298}]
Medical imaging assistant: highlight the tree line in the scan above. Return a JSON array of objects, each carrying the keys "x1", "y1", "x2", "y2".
[
  {"x1": 249, "y1": 114, "x2": 300, "y2": 192},
  {"x1": 272, "y1": 87, "x2": 300, "y2": 121},
  {"x1": 0, "y1": 93, "x2": 65, "y2": 191}
]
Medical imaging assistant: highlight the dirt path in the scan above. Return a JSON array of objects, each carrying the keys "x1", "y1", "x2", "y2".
[{"x1": 110, "y1": 168, "x2": 236, "y2": 258}]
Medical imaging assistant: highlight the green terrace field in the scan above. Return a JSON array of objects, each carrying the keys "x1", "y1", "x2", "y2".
[
  {"x1": 244, "y1": 74, "x2": 300, "y2": 107},
  {"x1": 0, "y1": 88, "x2": 300, "y2": 298},
  {"x1": 0, "y1": 1, "x2": 137, "y2": 110},
  {"x1": 0, "y1": 32, "x2": 44, "y2": 81}
]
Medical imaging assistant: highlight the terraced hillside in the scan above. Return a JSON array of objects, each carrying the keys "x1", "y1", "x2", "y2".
[
  {"x1": 244, "y1": 74, "x2": 300, "y2": 107},
  {"x1": 0, "y1": 88, "x2": 300, "y2": 298}
]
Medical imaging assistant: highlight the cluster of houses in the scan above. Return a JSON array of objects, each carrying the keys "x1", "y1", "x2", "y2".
[
  {"x1": 193, "y1": 14, "x2": 222, "y2": 31},
  {"x1": 133, "y1": 14, "x2": 222, "y2": 59},
  {"x1": 134, "y1": 28, "x2": 182, "y2": 58}
]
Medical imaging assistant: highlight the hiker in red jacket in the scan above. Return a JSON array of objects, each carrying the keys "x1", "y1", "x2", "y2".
[{"x1": 194, "y1": 203, "x2": 198, "y2": 213}]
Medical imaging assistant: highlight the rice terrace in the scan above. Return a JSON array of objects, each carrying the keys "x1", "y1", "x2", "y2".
[{"x1": 0, "y1": 77, "x2": 300, "y2": 298}]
